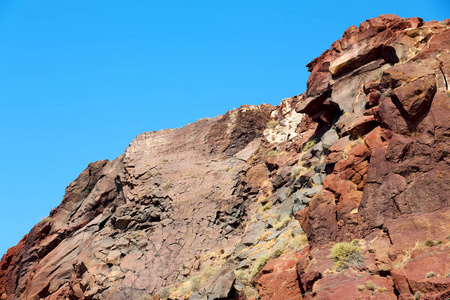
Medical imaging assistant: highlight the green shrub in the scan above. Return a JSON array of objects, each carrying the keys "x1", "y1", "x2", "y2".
[
  {"x1": 302, "y1": 139, "x2": 317, "y2": 151},
  {"x1": 357, "y1": 285, "x2": 365, "y2": 291},
  {"x1": 273, "y1": 215, "x2": 291, "y2": 230},
  {"x1": 243, "y1": 286, "x2": 259, "y2": 299},
  {"x1": 261, "y1": 201, "x2": 272, "y2": 212},
  {"x1": 291, "y1": 166, "x2": 305, "y2": 178},
  {"x1": 157, "y1": 287, "x2": 170, "y2": 299},
  {"x1": 413, "y1": 291, "x2": 423, "y2": 300},
  {"x1": 426, "y1": 271, "x2": 435, "y2": 278},
  {"x1": 40, "y1": 216, "x2": 52, "y2": 224},
  {"x1": 267, "y1": 120, "x2": 279, "y2": 129},
  {"x1": 362, "y1": 281, "x2": 386, "y2": 293},
  {"x1": 365, "y1": 281, "x2": 377, "y2": 291},
  {"x1": 249, "y1": 245, "x2": 285, "y2": 279},
  {"x1": 251, "y1": 252, "x2": 271, "y2": 278},
  {"x1": 424, "y1": 240, "x2": 441, "y2": 247},
  {"x1": 162, "y1": 180, "x2": 174, "y2": 190},
  {"x1": 267, "y1": 150, "x2": 278, "y2": 158},
  {"x1": 331, "y1": 240, "x2": 364, "y2": 271},
  {"x1": 234, "y1": 269, "x2": 251, "y2": 285}
]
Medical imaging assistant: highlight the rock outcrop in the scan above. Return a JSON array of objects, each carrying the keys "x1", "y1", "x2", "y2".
[
  {"x1": 294, "y1": 14, "x2": 450, "y2": 300},
  {"x1": 1, "y1": 14, "x2": 449, "y2": 300}
]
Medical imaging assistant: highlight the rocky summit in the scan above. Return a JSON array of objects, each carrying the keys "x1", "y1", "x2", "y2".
[{"x1": 1, "y1": 14, "x2": 449, "y2": 300}]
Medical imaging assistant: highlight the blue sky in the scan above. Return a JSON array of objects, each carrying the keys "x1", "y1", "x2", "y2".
[{"x1": 0, "y1": 1, "x2": 448, "y2": 256}]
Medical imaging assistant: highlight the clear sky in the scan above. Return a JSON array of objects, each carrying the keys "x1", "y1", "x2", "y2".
[{"x1": 0, "y1": 0, "x2": 448, "y2": 256}]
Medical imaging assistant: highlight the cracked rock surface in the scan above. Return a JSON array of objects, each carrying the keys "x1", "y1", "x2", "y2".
[{"x1": 1, "y1": 14, "x2": 449, "y2": 300}]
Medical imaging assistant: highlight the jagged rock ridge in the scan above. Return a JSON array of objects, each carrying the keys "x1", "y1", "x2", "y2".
[{"x1": 1, "y1": 14, "x2": 449, "y2": 300}]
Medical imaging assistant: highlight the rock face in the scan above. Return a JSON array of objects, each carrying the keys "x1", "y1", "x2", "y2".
[
  {"x1": 1, "y1": 15, "x2": 449, "y2": 300},
  {"x1": 294, "y1": 14, "x2": 450, "y2": 300}
]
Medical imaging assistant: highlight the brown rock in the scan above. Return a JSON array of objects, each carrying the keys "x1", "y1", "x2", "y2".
[
  {"x1": 2, "y1": 14, "x2": 450, "y2": 300},
  {"x1": 363, "y1": 126, "x2": 390, "y2": 151},
  {"x1": 380, "y1": 60, "x2": 434, "y2": 89},
  {"x1": 309, "y1": 274, "x2": 397, "y2": 300},
  {"x1": 377, "y1": 95, "x2": 411, "y2": 134},
  {"x1": 256, "y1": 252, "x2": 302, "y2": 300},
  {"x1": 391, "y1": 74, "x2": 437, "y2": 121},
  {"x1": 301, "y1": 189, "x2": 339, "y2": 247},
  {"x1": 392, "y1": 245, "x2": 450, "y2": 299}
]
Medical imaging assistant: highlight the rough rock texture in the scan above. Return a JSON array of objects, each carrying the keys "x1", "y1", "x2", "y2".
[
  {"x1": 255, "y1": 251, "x2": 303, "y2": 300},
  {"x1": 294, "y1": 14, "x2": 450, "y2": 300},
  {"x1": 1, "y1": 15, "x2": 449, "y2": 300}
]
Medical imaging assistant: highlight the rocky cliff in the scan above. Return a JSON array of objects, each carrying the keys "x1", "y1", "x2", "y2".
[{"x1": 1, "y1": 14, "x2": 449, "y2": 300}]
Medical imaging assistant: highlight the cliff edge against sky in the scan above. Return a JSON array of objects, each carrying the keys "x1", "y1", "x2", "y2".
[{"x1": 1, "y1": 14, "x2": 449, "y2": 300}]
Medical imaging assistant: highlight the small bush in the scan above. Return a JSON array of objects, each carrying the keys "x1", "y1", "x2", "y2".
[
  {"x1": 261, "y1": 201, "x2": 273, "y2": 212},
  {"x1": 424, "y1": 240, "x2": 441, "y2": 247},
  {"x1": 40, "y1": 216, "x2": 52, "y2": 224},
  {"x1": 426, "y1": 271, "x2": 436, "y2": 278},
  {"x1": 364, "y1": 281, "x2": 386, "y2": 293},
  {"x1": 243, "y1": 286, "x2": 259, "y2": 299},
  {"x1": 357, "y1": 285, "x2": 365, "y2": 291},
  {"x1": 331, "y1": 240, "x2": 364, "y2": 271},
  {"x1": 382, "y1": 88, "x2": 393, "y2": 97},
  {"x1": 286, "y1": 233, "x2": 308, "y2": 252},
  {"x1": 413, "y1": 291, "x2": 423, "y2": 300},
  {"x1": 162, "y1": 180, "x2": 174, "y2": 191},
  {"x1": 157, "y1": 287, "x2": 170, "y2": 299},
  {"x1": 267, "y1": 120, "x2": 279, "y2": 129},
  {"x1": 267, "y1": 150, "x2": 278, "y2": 158},
  {"x1": 273, "y1": 215, "x2": 291, "y2": 230},
  {"x1": 251, "y1": 252, "x2": 271, "y2": 278},
  {"x1": 291, "y1": 166, "x2": 305, "y2": 178},
  {"x1": 302, "y1": 139, "x2": 317, "y2": 151},
  {"x1": 234, "y1": 269, "x2": 251, "y2": 285},
  {"x1": 365, "y1": 281, "x2": 377, "y2": 291},
  {"x1": 249, "y1": 244, "x2": 285, "y2": 279}
]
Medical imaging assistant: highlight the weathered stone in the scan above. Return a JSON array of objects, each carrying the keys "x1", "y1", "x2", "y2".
[
  {"x1": 296, "y1": 190, "x2": 339, "y2": 247},
  {"x1": 1, "y1": 14, "x2": 449, "y2": 300},
  {"x1": 256, "y1": 252, "x2": 302, "y2": 300},
  {"x1": 391, "y1": 74, "x2": 437, "y2": 120},
  {"x1": 189, "y1": 266, "x2": 237, "y2": 300},
  {"x1": 321, "y1": 128, "x2": 339, "y2": 150},
  {"x1": 380, "y1": 60, "x2": 434, "y2": 89}
]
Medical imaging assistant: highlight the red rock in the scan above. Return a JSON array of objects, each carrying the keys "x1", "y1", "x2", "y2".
[
  {"x1": 391, "y1": 74, "x2": 437, "y2": 121},
  {"x1": 323, "y1": 174, "x2": 357, "y2": 197},
  {"x1": 380, "y1": 60, "x2": 435, "y2": 89},
  {"x1": 296, "y1": 92, "x2": 330, "y2": 116},
  {"x1": 415, "y1": 28, "x2": 450, "y2": 60},
  {"x1": 377, "y1": 95, "x2": 411, "y2": 134},
  {"x1": 300, "y1": 189, "x2": 339, "y2": 247},
  {"x1": 256, "y1": 252, "x2": 302, "y2": 300},
  {"x1": 429, "y1": 91, "x2": 450, "y2": 141},
  {"x1": 1, "y1": 14, "x2": 449, "y2": 300},
  {"x1": 367, "y1": 90, "x2": 381, "y2": 107},
  {"x1": 363, "y1": 126, "x2": 390, "y2": 151},
  {"x1": 305, "y1": 50, "x2": 335, "y2": 97},
  {"x1": 337, "y1": 191, "x2": 363, "y2": 221},
  {"x1": 296, "y1": 246, "x2": 333, "y2": 295},
  {"x1": 309, "y1": 274, "x2": 397, "y2": 300},
  {"x1": 392, "y1": 244, "x2": 450, "y2": 299},
  {"x1": 339, "y1": 114, "x2": 377, "y2": 138},
  {"x1": 383, "y1": 207, "x2": 450, "y2": 252}
]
